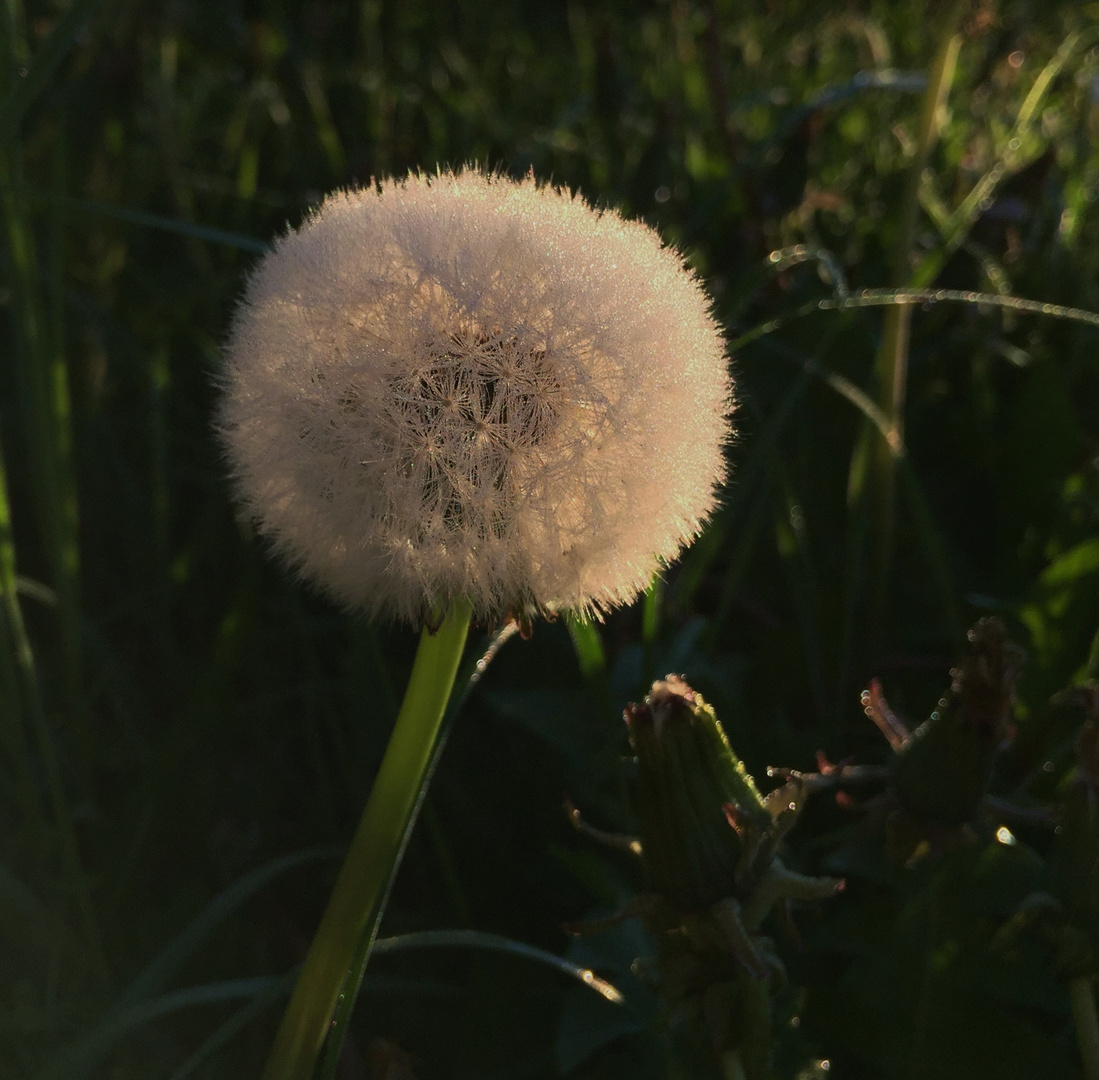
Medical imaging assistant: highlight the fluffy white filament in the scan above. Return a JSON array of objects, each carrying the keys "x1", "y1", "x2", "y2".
[{"x1": 219, "y1": 167, "x2": 732, "y2": 625}]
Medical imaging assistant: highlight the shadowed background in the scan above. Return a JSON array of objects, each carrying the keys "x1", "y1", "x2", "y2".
[{"x1": 2, "y1": 1, "x2": 1098, "y2": 1077}]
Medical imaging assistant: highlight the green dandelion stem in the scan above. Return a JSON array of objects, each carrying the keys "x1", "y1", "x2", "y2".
[{"x1": 261, "y1": 597, "x2": 473, "y2": 1080}]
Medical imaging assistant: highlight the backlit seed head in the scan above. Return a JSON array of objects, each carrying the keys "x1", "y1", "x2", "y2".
[{"x1": 218, "y1": 167, "x2": 732, "y2": 625}]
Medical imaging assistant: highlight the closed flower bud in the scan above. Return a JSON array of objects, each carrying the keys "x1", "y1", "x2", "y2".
[
  {"x1": 626, "y1": 676, "x2": 769, "y2": 912},
  {"x1": 218, "y1": 167, "x2": 731, "y2": 625}
]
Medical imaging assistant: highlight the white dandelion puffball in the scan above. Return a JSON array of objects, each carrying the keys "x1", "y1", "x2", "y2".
[{"x1": 219, "y1": 167, "x2": 732, "y2": 625}]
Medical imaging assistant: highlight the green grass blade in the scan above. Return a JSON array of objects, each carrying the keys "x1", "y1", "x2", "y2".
[
  {"x1": 0, "y1": 433, "x2": 41, "y2": 823},
  {"x1": 164, "y1": 975, "x2": 299, "y2": 1080},
  {"x1": 116, "y1": 848, "x2": 337, "y2": 1009},
  {"x1": 641, "y1": 574, "x2": 664, "y2": 687},
  {"x1": 372, "y1": 929, "x2": 626, "y2": 1003},
  {"x1": 864, "y1": 0, "x2": 965, "y2": 637},
  {"x1": 36, "y1": 977, "x2": 292, "y2": 1080},
  {"x1": 0, "y1": 414, "x2": 99, "y2": 971},
  {"x1": 0, "y1": 0, "x2": 103, "y2": 143},
  {"x1": 912, "y1": 28, "x2": 1099, "y2": 290},
  {"x1": 566, "y1": 611, "x2": 607, "y2": 680},
  {"x1": 746, "y1": 290, "x2": 1099, "y2": 347},
  {"x1": 51, "y1": 193, "x2": 271, "y2": 253}
]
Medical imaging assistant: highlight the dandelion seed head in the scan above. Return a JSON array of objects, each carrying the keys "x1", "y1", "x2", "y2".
[{"x1": 218, "y1": 167, "x2": 732, "y2": 625}]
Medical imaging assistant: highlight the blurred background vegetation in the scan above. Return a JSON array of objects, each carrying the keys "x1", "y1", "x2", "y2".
[{"x1": 2, "y1": 0, "x2": 1099, "y2": 1077}]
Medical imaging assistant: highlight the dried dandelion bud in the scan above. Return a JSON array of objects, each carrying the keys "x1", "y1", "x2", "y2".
[{"x1": 218, "y1": 167, "x2": 731, "y2": 625}]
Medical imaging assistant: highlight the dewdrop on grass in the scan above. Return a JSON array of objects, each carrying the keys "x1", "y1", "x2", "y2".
[{"x1": 218, "y1": 167, "x2": 732, "y2": 626}]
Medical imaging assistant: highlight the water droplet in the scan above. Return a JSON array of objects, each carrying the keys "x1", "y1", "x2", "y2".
[{"x1": 1043, "y1": 760, "x2": 1055, "y2": 773}]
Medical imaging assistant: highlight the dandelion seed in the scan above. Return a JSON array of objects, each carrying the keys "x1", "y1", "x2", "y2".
[{"x1": 218, "y1": 166, "x2": 732, "y2": 625}]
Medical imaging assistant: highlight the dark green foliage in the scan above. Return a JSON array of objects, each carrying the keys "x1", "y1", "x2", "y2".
[{"x1": 2, "y1": 0, "x2": 1099, "y2": 1077}]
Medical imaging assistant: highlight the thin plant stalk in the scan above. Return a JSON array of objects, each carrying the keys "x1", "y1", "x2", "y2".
[
  {"x1": 0, "y1": 9, "x2": 84, "y2": 735},
  {"x1": 1070, "y1": 977, "x2": 1099, "y2": 1080},
  {"x1": 0, "y1": 422, "x2": 103, "y2": 975},
  {"x1": 863, "y1": 0, "x2": 965, "y2": 632},
  {"x1": 261, "y1": 598, "x2": 473, "y2": 1080}
]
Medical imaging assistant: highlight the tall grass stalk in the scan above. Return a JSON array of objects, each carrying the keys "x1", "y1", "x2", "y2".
[
  {"x1": 0, "y1": 423, "x2": 103, "y2": 976},
  {"x1": 0, "y1": 428, "x2": 44, "y2": 825},
  {"x1": 2, "y1": 0, "x2": 89, "y2": 718},
  {"x1": 0, "y1": 0, "x2": 104, "y2": 978},
  {"x1": 860, "y1": 0, "x2": 966, "y2": 636}
]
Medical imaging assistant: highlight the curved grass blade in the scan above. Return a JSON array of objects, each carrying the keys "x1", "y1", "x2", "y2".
[
  {"x1": 116, "y1": 848, "x2": 336, "y2": 1009},
  {"x1": 164, "y1": 974, "x2": 297, "y2": 1080},
  {"x1": 31, "y1": 193, "x2": 272, "y2": 253},
  {"x1": 733, "y1": 289, "x2": 1099, "y2": 351},
  {"x1": 372, "y1": 929, "x2": 626, "y2": 1004},
  {"x1": 35, "y1": 977, "x2": 291, "y2": 1080},
  {"x1": 827, "y1": 288, "x2": 1099, "y2": 329}
]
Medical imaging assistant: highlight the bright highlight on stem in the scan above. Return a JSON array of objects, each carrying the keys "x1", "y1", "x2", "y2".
[{"x1": 261, "y1": 598, "x2": 472, "y2": 1080}]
